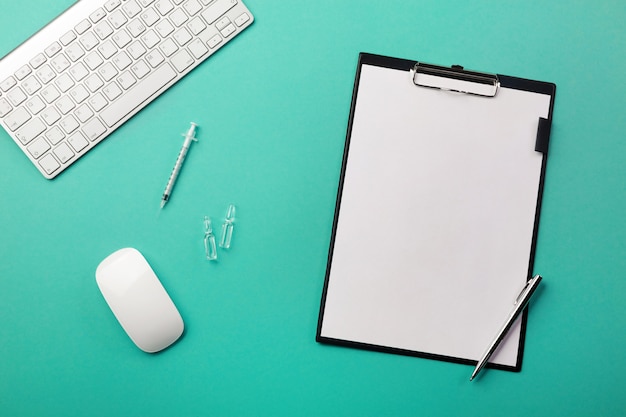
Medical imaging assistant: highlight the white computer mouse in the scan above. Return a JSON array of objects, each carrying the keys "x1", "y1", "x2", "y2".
[{"x1": 95, "y1": 247, "x2": 184, "y2": 353}]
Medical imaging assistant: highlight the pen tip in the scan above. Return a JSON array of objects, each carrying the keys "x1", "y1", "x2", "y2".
[
  {"x1": 470, "y1": 368, "x2": 480, "y2": 381},
  {"x1": 160, "y1": 201, "x2": 166, "y2": 209}
]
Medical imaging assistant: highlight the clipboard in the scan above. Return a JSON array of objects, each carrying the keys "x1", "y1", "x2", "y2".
[{"x1": 316, "y1": 53, "x2": 556, "y2": 372}]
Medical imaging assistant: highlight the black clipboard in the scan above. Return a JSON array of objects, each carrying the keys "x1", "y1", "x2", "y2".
[{"x1": 317, "y1": 53, "x2": 556, "y2": 372}]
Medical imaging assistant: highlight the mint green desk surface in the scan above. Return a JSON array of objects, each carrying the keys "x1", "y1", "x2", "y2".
[{"x1": 1, "y1": 1, "x2": 625, "y2": 416}]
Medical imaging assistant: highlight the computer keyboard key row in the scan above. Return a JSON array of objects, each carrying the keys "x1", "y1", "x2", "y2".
[{"x1": 0, "y1": 0, "x2": 254, "y2": 178}]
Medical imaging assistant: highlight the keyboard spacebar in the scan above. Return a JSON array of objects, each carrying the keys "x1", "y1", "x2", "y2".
[{"x1": 101, "y1": 64, "x2": 177, "y2": 128}]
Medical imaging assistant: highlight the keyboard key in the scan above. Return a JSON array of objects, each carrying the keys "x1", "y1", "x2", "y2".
[
  {"x1": 68, "y1": 131, "x2": 89, "y2": 152},
  {"x1": 41, "y1": 107, "x2": 61, "y2": 125},
  {"x1": 159, "y1": 38, "x2": 178, "y2": 56},
  {"x1": 101, "y1": 63, "x2": 176, "y2": 127},
  {"x1": 46, "y1": 126, "x2": 65, "y2": 145},
  {"x1": 131, "y1": 60, "x2": 150, "y2": 78},
  {"x1": 103, "y1": 82, "x2": 123, "y2": 100},
  {"x1": 155, "y1": 19, "x2": 175, "y2": 37},
  {"x1": 88, "y1": 93, "x2": 108, "y2": 112},
  {"x1": 112, "y1": 29, "x2": 132, "y2": 48},
  {"x1": 128, "y1": 41, "x2": 147, "y2": 59},
  {"x1": 75, "y1": 19, "x2": 92, "y2": 35},
  {"x1": 188, "y1": 17, "x2": 207, "y2": 35},
  {"x1": 83, "y1": 118, "x2": 107, "y2": 141},
  {"x1": 98, "y1": 63, "x2": 119, "y2": 82},
  {"x1": 215, "y1": 16, "x2": 231, "y2": 31},
  {"x1": 140, "y1": 9, "x2": 160, "y2": 27},
  {"x1": 171, "y1": 49, "x2": 194, "y2": 72},
  {"x1": 45, "y1": 42, "x2": 62, "y2": 57},
  {"x1": 75, "y1": 103, "x2": 94, "y2": 122},
  {"x1": 66, "y1": 43, "x2": 86, "y2": 61},
  {"x1": 55, "y1": 73, "x2": 75, "y2": 93},
  {"x1": 220, "y1": 23, "x2": 236, "y2": 38},
  {"x1": 7, "y1": 87, "x2": 28, "y2": 106},
  {"x1": 53, "y1": 142, "x2": 75, "y2": 163},
  {"x1": 70, "y1": 85, "x2": 90, "y2": 104},
  {"x1": 188, "y1": 38, "x2": 208, "y2": 59},
  {"x1": 80, "y1": 32, "x2": 100, "y2": 51},
  {"x1": 138, "y1": 0, "x2": 156, "y2": 6},
  {"x1": 234, "y1": 12, "x2": 250, "y2": 27},
  {"x1": 85, "y1": 74, "x2": 105, "y2": 92},
  {"x1": 104, "y1": 0, "x2": 122, "y2": 12},
  {"x1": 183, "y1": 0, "x2": 202, "y2": 16},
  {"x1": 15, "y1": 65, "x2": 32, "y2": 81},
  {"x1": 94, "y1": 20, "x2": 114, "y2": 40},
  {"x1": 98, "y1": 40, "x2": 118, "y2": 59},
  {"x1": 22, "y1": 76, "x2": 42, "y2": 95},
  {"x1": 90, "y1": 8, "x2": 107, "y2": 23},
  {"x1": 4, "y1": 107, "x2": 31, "y2": 131},
  {"x1": 123, "y1": 1, "x2": 142, "y2": 19},
  {"x1": 27, "y1": 137, "x2": 51, "y2": 158},
  {"x1": 155, "y1": 0, "x2": 174, "y2": 15},
  {"x1": 0, "y1": 98, "x2": 12, "y2": 117},
  {"x1": 113, "y1": 51, "x2": 132, "y2": 70},
  {"x1": 56, "y1": 96, "x2": 76, "y2": 114},
  {"x1": 170, "y1": 9, "x2": 188, "y2": 27},
  {"x1": 39, "y1": 154, "x2": 61, "y2": 174},
  {"x1": 202, "y1": 0, "x2": 237, "y2": 24},
  {"x1": 173, "y1": 27, "x2": 192, "y2": 46},
  {"x1": 1, "y1": 76, "x2": 17, "y2": 92},
  {"x1": 51, "y1": 54, "x2": 71, "y2": 72},
  {"x1": 69, "y1": 63, "x2": 89, "y2": 82},
  {"x1": 35, "y1": 65, "x2": 57, "y2": 84},
  {"x1": 112, "y1": 51, "x2": 133, "y2": 71},
  {"x1": 117, "y1": 71, "x2": 137, "y2": 89},
  {"x1": 41, "y1": 103, "x2": 61, "y2": 126},
  {"x1": 25, "y1": 96, "x2": 46, "y2": 115},
  {"x1": 127, "y1": 19, "x2": 147, "y2": 37},
  {"x1": 60, "y1": 115, "x2": 80, "y2": 134},
  {"x1": 146, "y1": 50, "x2": 165, "y2": 68},
  {"x1": 84, "y1": 51, "x2": 105, "y2": 70},
  {"x1": 207, "y1": 34, "x2": 222, "y2": 49},
  {"x1": 29, "y1": 54, "x2": 47, "y2": 69},
  {"x1": 41, "y1": 85, "x2": 61, "y2": 103},
  {"x1": 108, "y1": 9, "x2": 128, "y2": 29},
  {"x1": 60, "y1": 31, "x2": 78, "y2": 46},
  {"x1": 141, "y1": 30, "x2": 160, "y2": 49},
  {"x1": 16, "y1": 117, "x2": 46, "y2": 145}
]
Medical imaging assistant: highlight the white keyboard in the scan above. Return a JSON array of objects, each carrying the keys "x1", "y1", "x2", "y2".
[{"x1": 0, "y1": 0, "x2": 253, "y2": 179}]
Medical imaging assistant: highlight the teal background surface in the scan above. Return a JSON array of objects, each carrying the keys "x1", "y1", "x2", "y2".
[{"x1": 1, "y1": 1, "x2": 625, "y2": 416}]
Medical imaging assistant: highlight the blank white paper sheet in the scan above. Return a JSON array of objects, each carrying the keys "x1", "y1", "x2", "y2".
[{"x1": 318, "y1": 56, "x2": 553, "y2": 369}]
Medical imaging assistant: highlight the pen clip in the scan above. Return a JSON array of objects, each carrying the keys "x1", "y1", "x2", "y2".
[{"x1": 514, "y1": 275, "x2": 540, "y2": 305}]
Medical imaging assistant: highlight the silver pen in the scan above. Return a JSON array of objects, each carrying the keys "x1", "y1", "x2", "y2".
[
  {"x1": 470, "y1": 274, "x2": 543, "y2": 381},
  {"x1": 160, "y1": 122, "x2": 198, "y2": 209}
]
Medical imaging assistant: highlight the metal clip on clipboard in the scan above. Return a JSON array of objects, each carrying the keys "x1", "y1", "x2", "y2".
[
  {"x1": 411, "y1": 62, "x2": 500, "y2": 97},
  {"x1": 410, "y1": 61, "x2": 551, "y2": 153}
]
